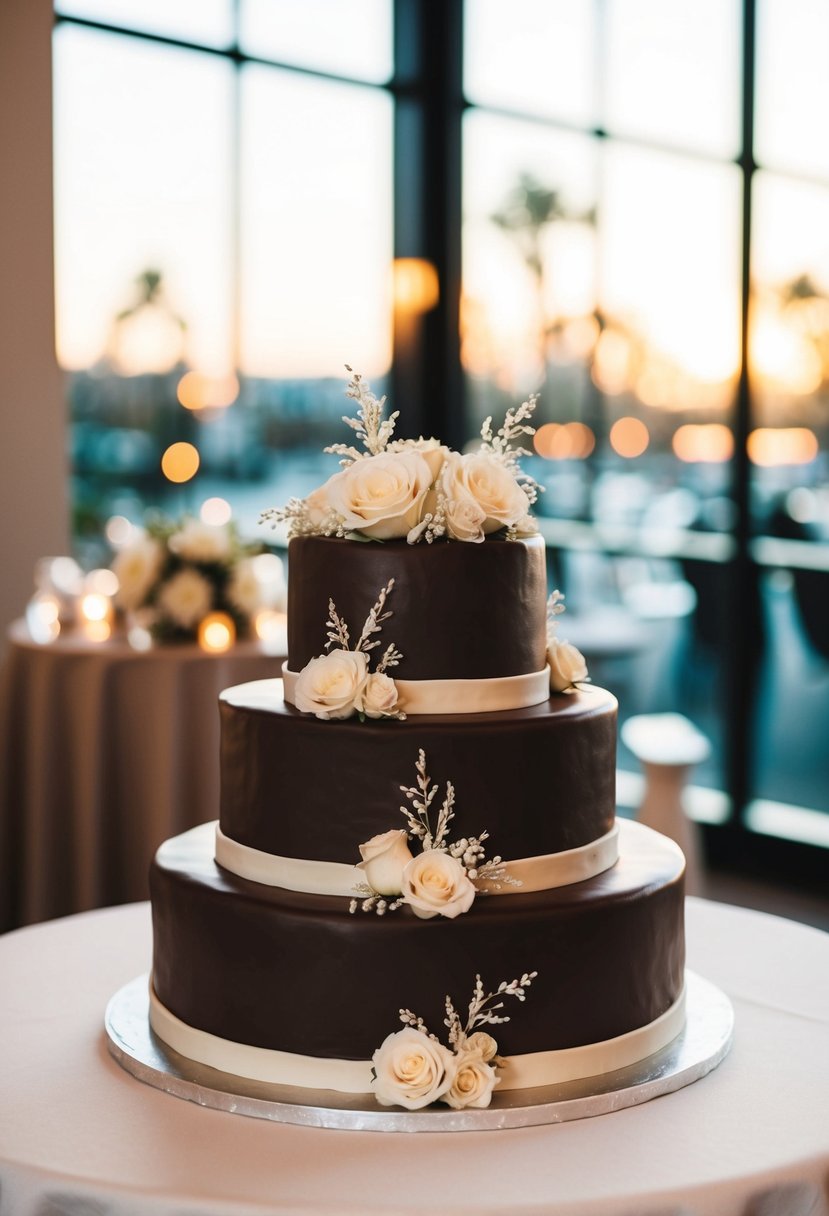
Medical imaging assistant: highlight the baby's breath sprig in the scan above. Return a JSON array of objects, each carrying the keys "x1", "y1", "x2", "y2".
[
  {"x1": 260, "y1": 498, "x2": 345, "y2": 539},
  {"x1": 324, "y1": 598, "x2": 351, "y2": 652},
  {"x1": 349, "y1": 887, "x2": 404, "y2": 917},
  {"x1": 398, "y1": 1008, "x2": 439, "y2": 1040},
  {"x1": 546, "y1": 589, "x2": 566, "y2": 641},
  {"x1": 325, "y1": 366, "x2": 399, "y2": 466},
  {"x1": 353, "y1": 579, "x2": 396, "y2": 655},
  {"x1": 399, "y1": 749, "x2": 455, "y2": 851},
  {"x1": 479, "y1": 393, "x2": 543, "y2": 507},
  {"x1": 406, "y1": 493, "x2": 448, "y2": 545},
  {"x1": 443, "y1": 972, "x2": 538, "y2": 1051}
]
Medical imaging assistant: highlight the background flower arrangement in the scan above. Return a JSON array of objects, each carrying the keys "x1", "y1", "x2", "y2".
[{"x1": 111, "y1": 516, "x2": 283, "y2": 643}]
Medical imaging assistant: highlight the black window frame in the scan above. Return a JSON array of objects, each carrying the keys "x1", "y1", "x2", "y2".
[{"x1": 53, "y1": 0, "x2": 829, "y2": 889}]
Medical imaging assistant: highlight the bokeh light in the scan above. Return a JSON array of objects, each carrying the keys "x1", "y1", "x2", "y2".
[
  {"x1": 161, "y1": 442, "x2": 200, "y2": 483},
  {"x1": 177, "y1": 371, "x2": 240, "y2": 411},
  {"x1": 392, "y1": 258, "x2": 440, "y2": 314},
  {"x1": 105, "y1": 515, "x2": 137, "y2": 548},
  {"x1": 200, "y1": 497, "x2": 233, "y2": 526},
  {"x1": 198, "y1": 612, "x2": 236, "y2": 653},
  {"x1": 672, "y1": 424, "x2": 734, "y2": 463},
  {"x1": 534, "y1": 422, "x2": 595, "y2": 460},
  {"x1": 609, "y1": 416, "x2": 650, "y2": 458},
  {"x1": 747, "y1": 427, "x2": 819, "y2": 466},
  {"x1": 85, "y1": 568, "x2": 120, "y2": 597}
]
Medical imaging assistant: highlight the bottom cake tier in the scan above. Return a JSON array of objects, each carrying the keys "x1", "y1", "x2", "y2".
[{"x1": 149, "y1": 818, "x2": 685, "y2": 1094}]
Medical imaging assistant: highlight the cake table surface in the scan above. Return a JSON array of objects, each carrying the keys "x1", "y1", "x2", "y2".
[{"x1": 0, "y1": 898, "x2": 827, "y2": 1216}]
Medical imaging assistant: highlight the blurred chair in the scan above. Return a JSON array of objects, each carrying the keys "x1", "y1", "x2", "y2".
[{"x1": 621, "y1": 713, "x2": 710, "y2": 896}]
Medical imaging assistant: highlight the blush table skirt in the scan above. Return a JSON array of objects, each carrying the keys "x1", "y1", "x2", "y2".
[
  {"x1": 0, "y1": 897, "x2": 827, "y2": 1216},
  {"x1": 0, "y1": 621, "x2": 285, "y2": 932}
]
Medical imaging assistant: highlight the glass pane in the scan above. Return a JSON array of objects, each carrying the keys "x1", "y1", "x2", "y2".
[
  {"x1": 463, "y1": 110, "x2": 598, "y2": 417},
  {"x1": 464, "y1": 125, "x2": 743, "y2": 798},
  {"x1": 749, "y1": 171, "x2": 829, "y2": 818},
  {"x1": 756, "y1": 0, "x2": 829, "y2": 180},
  {"x1": 604, "y1": 0, "x2": 741, "y2": 159},
  {"x1": 601, "y1": 145, "x2": 742, "y2": 425},
  {"x1": 464, "y1": 0, "x2": 594, "y2": 125},
  {"x1": 750, "y1": 173, "x2": 829, "y2": 516},
  {"x1": 238, "y1": 66, "x2": 393, "y2": 506},
  {"x1": 53, "y1": 26, "x2": 234, "y2": 549},
  {"x1": 54, "y1": 27, "x2": 234, "y2": 375},
  {"x1": 55, "y1": 0, "x2": 234, "y2": 48},
  {"x1": 240, "y1": 0, "x2": 393, "y2": 83}
]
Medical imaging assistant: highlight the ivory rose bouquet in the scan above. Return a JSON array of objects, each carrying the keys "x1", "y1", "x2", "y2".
[
  {"x1": 371, "y1": 972, "x2": 537, "y2": 1111},
  {"x1": 262, "y1": 368, "x2": 541, "y2": 546},
  {"x1": 111, "y1": 516, "x2": 283, "y2": 644}
]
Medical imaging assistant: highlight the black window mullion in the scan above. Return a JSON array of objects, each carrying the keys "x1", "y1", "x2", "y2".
[
  {"x1": 724, "y1": 0, "x2": 759, "y2": 829},
  {"x1": 391, "y1": 0, "x2": 464, "y2": 449}
]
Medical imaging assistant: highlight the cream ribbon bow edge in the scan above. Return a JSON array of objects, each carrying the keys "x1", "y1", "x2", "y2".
[
  {"x1": 281, "y1": 662, "x2": 552, "y2": 715},
  {"x1": 214, "y1": 821, "x2": 622, "y2": 898}
]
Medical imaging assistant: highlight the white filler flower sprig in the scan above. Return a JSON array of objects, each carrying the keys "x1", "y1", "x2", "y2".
[
  {"x1": 350, "y1": 750, "x2": 519, "y2": 918},
  {"x1": 292, "y1": 580, "x2": 406, "y2": 722},
  {"x1": 371, "y1": 971, "x2": 538, "y2": 1111},
  {"x1": 545, "y1": 590, "x2": 591, "y2": 694}
]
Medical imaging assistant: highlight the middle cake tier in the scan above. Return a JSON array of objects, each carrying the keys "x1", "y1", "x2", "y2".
[{"x1": 219, "y1": 680, "x2": 618, "y2": 865}]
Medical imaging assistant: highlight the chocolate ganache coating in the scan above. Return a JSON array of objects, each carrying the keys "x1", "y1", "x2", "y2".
[
  {"x1": 219, "y1": 684, "x2": 618, "y2": 863},
  {"x1": 150, "y1": 821, "x2": 686, "y2": 1061},
  {"x1": 287, "y1": 534, "x2": 548, "y2": 679}
]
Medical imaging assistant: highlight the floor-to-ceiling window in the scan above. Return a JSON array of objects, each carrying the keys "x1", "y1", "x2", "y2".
[
  {"x1": 461, "y1": 0, "x2": 829, "y2": 864},
  {"x1": 53, "y1": 0, "x2": 828, "y2": 870},
  {"x1": 53, "y1": 0, "x2": 394, "y2": 556}
]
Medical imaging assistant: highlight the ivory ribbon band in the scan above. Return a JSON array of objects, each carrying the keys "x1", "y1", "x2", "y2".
[
  {"x1": 281, "y1": 663, "x2": 551, "y2": 716},
  {"x1": 215, "y1": 822, "x2": 621, "y2": 898},
  {"x1": 149, "y1": 981, "x2": 686, "y2": 1094}
]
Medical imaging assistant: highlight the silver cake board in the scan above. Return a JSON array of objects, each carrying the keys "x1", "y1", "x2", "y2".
[{"x1": 104, "y1": 970, "x2": 733, "y2": 1133}]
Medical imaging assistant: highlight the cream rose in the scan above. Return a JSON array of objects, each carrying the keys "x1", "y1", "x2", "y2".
[
  {"x1": 168, "y1": 519, "x2": 232, "y2": 563},
  {"x1": 354, "y1": 671, "x2": 401, "y2": 719},
  {"x1": 357, "y1": 829, "x2": 414, "y2": 895},
  {"x1": 401, "y1": 850, "x2": 476, "y2": 920},
  {"x1": 547, "y1": 636, "x2": 589, "y2": 692},
  {"x1": 442, "y1": 1048, "x2": 499, "y2": 1110},
  {"x1": 372, "y1": 1028, "x2": 457, "y2": 1110},
  {"x1": 112, "y1": 537, "x2": 165, "y2": 611},
  {"x1": 293, "y1": 649, "x2": 368, "y2": 719},
  {"x1": 443, "y1": 493, "x2": 487, "y2": 543},
  {"x1": 441, "y1": 451, "x2": 531, "y2": 540},
  {"x1": 157, "y1": 567, "x2": 213, "y2": 629},
  {"x1": 464, "y1": 1031, "x2": 499, "y2": 1063},
  {"x1": 322, "y1": 450, "x2": 437, "y2": 540},
  {"x1": 304, "y1": 483, "x2": 335, "y2": 531}
]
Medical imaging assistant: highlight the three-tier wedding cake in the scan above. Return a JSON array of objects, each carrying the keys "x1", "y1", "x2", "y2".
[{"x1": 147, "y1": 372, "x2": 686, "y2": 1112}]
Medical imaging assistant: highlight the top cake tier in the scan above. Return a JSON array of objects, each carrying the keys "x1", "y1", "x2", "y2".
[{"x1": 287, "y1": 533, "x2": 548, "y2": 681}]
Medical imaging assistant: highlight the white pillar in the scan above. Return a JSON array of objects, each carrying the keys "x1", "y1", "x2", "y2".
[{"x1": 0, "y1": 0, "x2": 69, "y2": 649}]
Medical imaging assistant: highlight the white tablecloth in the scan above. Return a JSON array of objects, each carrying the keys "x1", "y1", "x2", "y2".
[
  {"x1": 0, "y1": 622, "x2": 285, "y2": 932},
  {"x1": 0, "y1": 898, "x2": 827, "y2": 1216}
]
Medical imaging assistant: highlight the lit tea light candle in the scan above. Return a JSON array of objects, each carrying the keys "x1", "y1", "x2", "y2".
[
  {"x1": 80, "y1": 592, "x2": 110, "y2": 623},
  {"x1": 76, "y1": 582, "x2": 115, "y2": 641},
  {"x1": 254, "y1": 609, "x2": 288, "y2": 654},
  {"x1": 26, "y1": 593, "x2": 62, "y2": 644},
  {"x1": 198, "y1": 612, "x2": 236, "y2": 653}
]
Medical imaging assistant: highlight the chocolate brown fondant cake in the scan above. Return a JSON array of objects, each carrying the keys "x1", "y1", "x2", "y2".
[{"x1": 148, "y1": 375, "x2": 686, "y2": 1112}]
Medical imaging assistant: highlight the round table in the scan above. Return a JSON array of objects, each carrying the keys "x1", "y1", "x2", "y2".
[
  {"x1": 0, "y1": 899, "x2": 827, "y2": 1216},
  {"x1": 0, "y1": 621, "x2": 286, "y2": 932}
]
